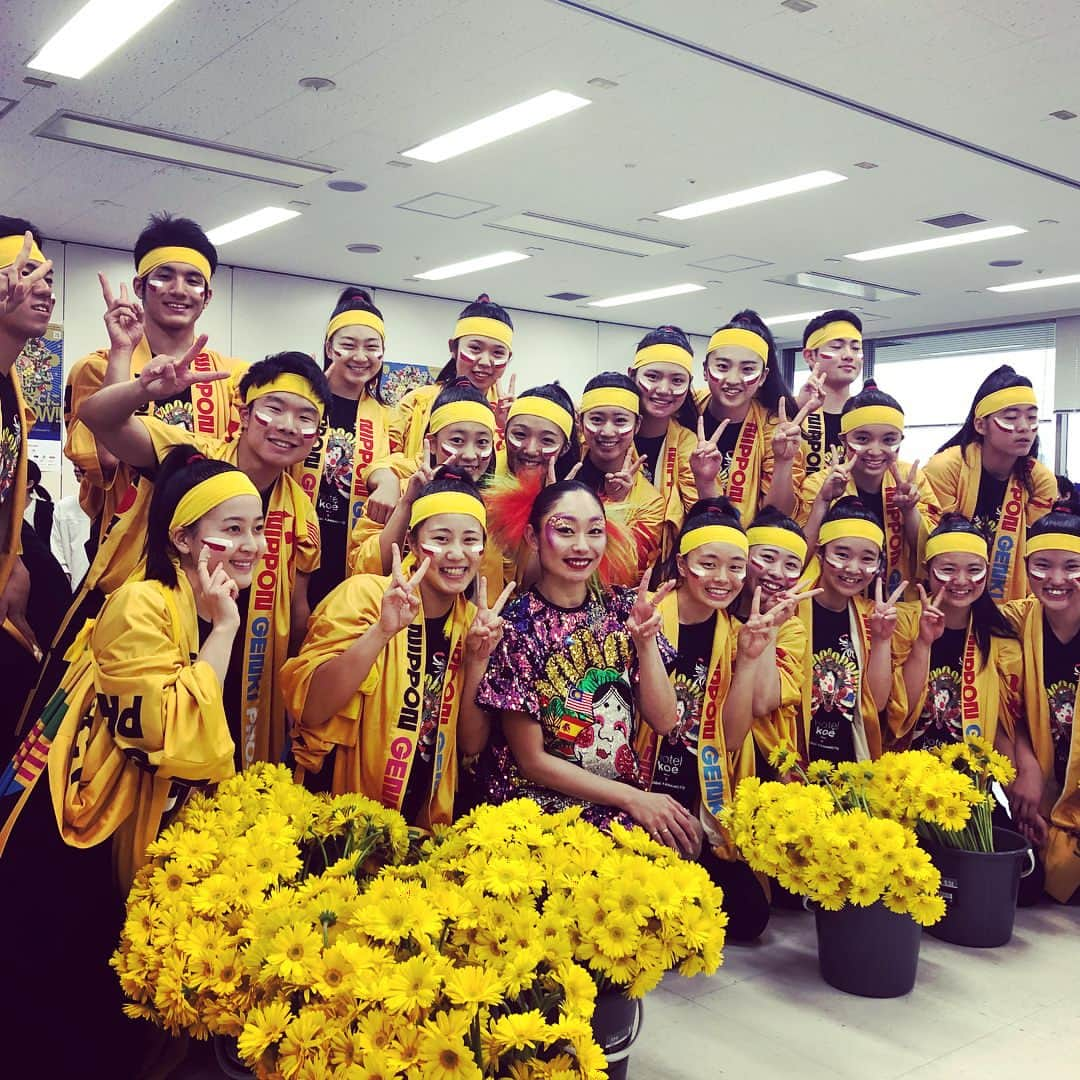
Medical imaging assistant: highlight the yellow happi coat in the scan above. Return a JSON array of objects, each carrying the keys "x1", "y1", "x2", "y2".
[
  {"x1": 65, "y1": 339, "x2": 245, "y2": 534},
  {"x1": 798, "y1": 460, "x2": 940, "y2": 601},
  {"x1": 1002, "y1": 597, "x2": 1080, "y2": 902},
  {"x1": 923, "y1": 446, "x2": 1056, "y2": 602},
  {"x1": 887, "y1": 604, "x2": 1022, "y2": 751},
  {"x1": 283, "y1": 573, "x2": 476, "y2": 830},
  {"x1": 632, "y1": 419, "x2": 699, "y2": 564},
  {"x1": 0, "y1": 365, "x2": 33, "y2": 654},
  {"x1": 47, "y1": 574, "x2": 234, "y2": 887}
]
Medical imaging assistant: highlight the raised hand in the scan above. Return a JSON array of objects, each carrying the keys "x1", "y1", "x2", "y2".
[
  {"x1": 915, "y1": 583, "x2": 946, "y2": 646},
  {"x1": 818, "y1": 445, "x2": 859, "y2": 503},
  {"x1": 736, "y1": 586, "x2": 778, "y2": 660},
  {"x1": 197, "y1": 544, "x2": 241, "y2": 630},
  {"x1": 869, "y1": 577, "x2": 907, "y2": 641},
  {"x1": 766, "y1": 582, "x2": 824, "y2": 626},
  {"x1": 0, "y1": 232, "x2": 52, "y2": 315},
  {"x1": 626, "y1": 568, "x2": 675, "y2": 644},
  {"x1": 771, "y1": 397, "x2": 813, "y2": 464},
  {"x1": 404, "y1": 437, "x2": 441, "y2": 503},
  {"x1": 493, "y1": 373, "x2": 517, "y2": 431},
  {"x1": 603, "y1": 447, "x2": 644, "y2": 502},
  {"x1": 690, "y1": 413, "x2": 728, "y2": 488},
  {"x1": 797, "y1": 360, "x2": 827, "y2": 412},
  {"x1": 465, "y1": 576, "x2": 516, "y2": 661},
  {"x1": 888, "y1": 459, "x2": 922, "y2": 516},
  {"x1": 138, "y1": 334, "x2": 228, "y2": 399},
  {"x1": 99, "y1": 272, "x2": 144, "y2": 352},
  {"x1": 378, "y1": 543, "x2": 430, "y2": 637}
]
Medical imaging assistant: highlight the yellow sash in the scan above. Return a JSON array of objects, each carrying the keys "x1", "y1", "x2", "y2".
[
  {"x1": 634, "y1": 420, "x2": 698, "y2": 564},
  {"x1": 802, "y1": 407, "x2": 831, "y2": 476},
  {"x1": 1, "y1": 364, "x2": 31, "y2": 647},
  {"x1": 923, "y1": 445, "x2": 1056, "y2": 602}
]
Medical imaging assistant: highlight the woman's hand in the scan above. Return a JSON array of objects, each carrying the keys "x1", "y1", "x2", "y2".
[
  {"x1": 99, "y1": 272, "x2": 144, "y2": 353},
  {"x1": 736, "y1": 587, "x2": 777, "y2": 660},
  {"x1": 771, "y1": 398, "x2": 814, "y2": 464},
  {"x1": 1008, "y1": 758, "x2": 1048, "y2": 845},
  {"x1": 868, "y1": 577, "x2": 907, "y2": 641},
  {"x1": 689, "y1": 413, "x2": 728, "y2": 490},
  {"x1": 817, "y1": 445, "x2": 859, "y2": 504},
  {"x1": 378, "y1": 544, "x2": 430, "y2": 637},
  {"x1": 197, "y1": 545, "x2": 241, "y2": 632},
  {"x1": 915, "y1": 583, "x2": 946, "y2": 647},
  {"x1": 764, "y1": 583, "x2": 823, "y2": 628},
  {"x1": 621, "y1": 787, "x2": 701, "y2": 855},
  {"x1": 138, "y1": 334, "x2": 228, "y2": 400},
  {"x1": 493, "y1": 374, "x2": 516, "y2": 432},
  {"x1": 888, "y1": 459, "x2": 922, "y2": 516},
  {"x1": 626, "y1": 568, "x2": 676, "y2": 645},
  {"x1": 465, "y1": 577, "x2": 515, "y2": 661},
  {"x1": 603, "y1": 447, "x2": 645, "y2": 502}
]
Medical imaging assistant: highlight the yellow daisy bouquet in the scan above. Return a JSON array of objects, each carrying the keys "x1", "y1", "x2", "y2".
[{"x1": 394, "y1": 799, "x2": 727, "y2": 1000}]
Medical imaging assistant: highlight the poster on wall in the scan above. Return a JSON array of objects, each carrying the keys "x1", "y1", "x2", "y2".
[
  {"x1": 16, "y1": 322, "x2": 64, "y2": 473},
  {"x1": 381, "y1": 360, "x2": 439, "y2": 407}
]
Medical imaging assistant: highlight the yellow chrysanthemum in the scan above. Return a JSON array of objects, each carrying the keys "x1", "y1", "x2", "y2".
[{"x1": 263, "y1": 923, "x2": 323, "y2": 985}]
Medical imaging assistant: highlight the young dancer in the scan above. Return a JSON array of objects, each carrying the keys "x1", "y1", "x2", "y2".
[{"x1": 925, "y1": 366, "x2": 1056, "y2": 602}]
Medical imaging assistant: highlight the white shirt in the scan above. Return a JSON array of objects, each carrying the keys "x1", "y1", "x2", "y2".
[{"x1": 50, "y1": 494, "x2": 91, "y2": 587}]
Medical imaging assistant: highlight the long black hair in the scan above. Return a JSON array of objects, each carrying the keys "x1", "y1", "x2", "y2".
[
  {"x1": 25, "y1": 459, "x2": 54, "y2": 541},
  {"x1": 632, "y1": 325, "x2": 699, "y2": 432},
  {"x1": 145, "y1": 447, "x2": 245, "y2": 588},
  {"x1": 925, "y1": 513, "x2": 1015, "y2": 663},
  {"x1": 324, "y1": 286, "x2": 385, "y2": 404},
  {"x1": 707, "y1": 309, "x2": 797, "y2": 418},
  {"x1": 509, "y1": 381, "x2": 581, "y2": 479},
  {"x1": 1027, "y1": 491, "x2": 1080, "y2": 545},
  {"x1": 434, "y1": 294, "x2": 514, "y2": 385},
  {"x1": 937, "y1": 365, "x2": 1040, "y2": 493},
  {"x1": 657, "y1": 496, "x2": 744, "y2": 584}
]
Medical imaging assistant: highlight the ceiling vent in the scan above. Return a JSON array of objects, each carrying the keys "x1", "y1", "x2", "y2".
[
  {"x1": 0, "y1": 97, "x2": 17, "y2": 122},
  {"x1": 548, "y1": 291, "x2": 590, "y2": 301},
  {"x1": 765, "y1": 271, "x2": 919, "y2": 302},
  {"x1": 922, "y1": 212, "x2": 986, "y2": 229},
  {"x1": 688, "y1": 254, "x2": 773, "y2": 273},
  {"x1": 487, "y1": 211, "x2": 687, "y2": 257},
  {"x1": 395, "y1": 193, "x2": 495, "y2": 219}
]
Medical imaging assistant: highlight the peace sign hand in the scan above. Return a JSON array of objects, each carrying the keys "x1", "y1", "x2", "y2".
[
  {"x1": 888, "y1": 459, "x2": 921, "y2": 516},
  {"x1": 690, "y1": 413, "x2": 728, "y2": 486},
  {"x1": 869, "y1": 577, "x2": 907, "y2": 641},
  {"x1": 604, "y1": 447, "x2": 644, "y2": 502},
  {"x1": 138, "y1": 335, "x2": 228, "y2": 400},
  {"x1": 771, "y1": 397, "x2": 813, "y2": 464},
  {"x1": 493, "y1": 374, "x2": 517, "y2": 431},
  {"x1": 379, "y1": 543, "x2": 430, "y2": 637},
  {"x1": 737, "y1": 586, "x2": 779, "y2": 660},
  {"x1": 796, "y1": 360, "x2": 828, "y2": 412},
  {"x1": 197, "y1": 544, "x2": 241, "y2": 631},
  {"x1": 466, "y1": 577, "x2": 516, "y2": 661},
  {"x1": 0, "y1": 232, "x2": 53, "y2": 316},
  {"x1": 627, "y1": 568, "x2": 676, "y2": 644},
  {"x1": 767, "y1": 583, "x2": 824, "y2": 627},
  {"x1": 915, "y1": 583, "x2": 947, "y2": 646},
  {"x1": 405, "y1": 437, "x2": 443, "y2": 502},
  {"x1": 818, "y1": 445, "x2": 859, "y2": 503},
  {"x1": 99, "y1": 272, "x2": 144, "y2": 352}
]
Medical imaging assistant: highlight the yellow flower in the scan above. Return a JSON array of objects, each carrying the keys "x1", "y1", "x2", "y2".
[
  {"x1": 263, "y1": 923, "x2": 323, "y2": 985},
  {"x1": 383, "y1": 955, "x2": 442, "y2": 1014},
  {"x1": 443, "y1": 964, "x2": 504, "y2": 1008},
  {"x1": 354, "y1": 1048, "x2": 405, "y2": 1079},
  {"x1": 487, "y1": 1010, "x2": 550, "y2": 1054},
  {"x1": 237, "y1": 1000, "x2": 294, "y2": 1061},
  {"x1": 417, "y1": 1030, "x2": 481, "y2": 1080}
]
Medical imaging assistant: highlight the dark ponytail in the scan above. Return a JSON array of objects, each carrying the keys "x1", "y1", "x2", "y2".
[{"x1": 25, "y1": 459, "x2": 54, "y2": 542}]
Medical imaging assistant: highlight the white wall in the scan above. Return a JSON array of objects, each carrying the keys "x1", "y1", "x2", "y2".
[{"x1": 39, "y1": 240, "x2": 685, "y2": 501}]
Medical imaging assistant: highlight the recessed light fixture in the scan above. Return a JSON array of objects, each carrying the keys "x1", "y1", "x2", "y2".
[
  {"x1": 206, "y1": 207, "x2": 301, "y2": 245},
  {"x1": 587, "y1": 77, "x2": 619, "y2": 89},
  {"x1": 1049, "y1": 109, "x2": 1077, "y2": 120},
  {"x1": 327, "y1": 179, "x2": 367, "y2": 192},
  {"x1": 763, "y1": 310, "x2": 823, "y2": 326},
  {"x1": 853, "y1": 161, "x2": 878, "y2": 170},
  {"x1": 987, "y1": 272, "x2": 1080, "y2": 293},
  {"x1": 658, "y1": 170, "x2": 846, "y2": 220},
  {"x1": 402, "y1": 90, "x2": 591, "y2": 163},
  {"x1": 298, "y1": 76, "x2": 336, "y2": 92},
  {"x1": 780, "y1": 0, "x2": 817, "y2": 11},
  {"x1": 587, "y1": 283, "x2": 706, "y2": 308},
  {"x1": 846, "y1": 224, "x2": 1026, "y2": 261},
  {"x1": 415, "y1": 251, "x2": 529, "y2": 281},
  {"x1": 989, "y1": 259, "x2": 1023, "y2": 268},
  {"x1": 346, "y1": 243, "x2": 382, "y2": 254},
  {"x1": 766, "y1": 271, "x2": 919, "y2": 301},
  {"x1": 28, "y1": 0, "x2": 177, "y2": 79},
  {"x1": 1038, "y1": 218, "x2": 1060, "y2": 225}
]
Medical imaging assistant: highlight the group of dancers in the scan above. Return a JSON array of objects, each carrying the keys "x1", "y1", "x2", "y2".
[{"x1": 0, "y1": 208, "x2": 1077, "y2": 1068}]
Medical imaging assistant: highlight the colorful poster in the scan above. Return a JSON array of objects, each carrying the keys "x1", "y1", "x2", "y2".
[
  {"x1": 16, "y1": 323, "x2": 63, "y2": 440},
  {"x1": 381, "y1": 361, "x2": 439, "y2": 407}
]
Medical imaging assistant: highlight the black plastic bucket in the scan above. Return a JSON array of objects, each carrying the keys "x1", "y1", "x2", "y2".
[
  {"x1": 925, "y1": 826, "x2": 1034, "y2": 948},
  {"x1": 591, "y1": 991, "x2": 643, "y2": 1080},
  {"x1": 814, "y1": 900, "x2": 922, "y2": 997}
]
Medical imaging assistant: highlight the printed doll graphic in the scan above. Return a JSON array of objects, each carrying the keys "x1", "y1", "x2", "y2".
[
  {"x1": 913, "y1": 666, "x2": 962, "y2": 749},
  {"x1": 811, "y1": 639, "x2": 858, "y2": 722},
  {"x1": 0, "y1": 415, "x2": 19, "y2": 504},
  {"x1": 152, "y1": 397, "x2": 194, "y2": 430},
  {"x1": 417, "y1": 643, "x2": 449, "y2": 765},
  {"x1": 1048, "y1": 678, "x2": 1077, "y2": 757},
  {"x1": 549, "y1": 668, "x2": 638, "y2": 781},
  {"x1": 668, "y1": 659, "x2": 708, "y2": 752},
  {"x1": 322, "y1": 426, "x2": 356, "y2": 502}
]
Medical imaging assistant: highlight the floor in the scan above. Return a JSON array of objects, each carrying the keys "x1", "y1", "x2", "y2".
[{"x1": 633, "y1": 904, "x2": 1080, "y2": 1079}]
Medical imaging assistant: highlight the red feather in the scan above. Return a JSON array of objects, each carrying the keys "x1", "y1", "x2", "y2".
[{"x1": 484, "y1": 470, "x2": 544, "y2": 553}]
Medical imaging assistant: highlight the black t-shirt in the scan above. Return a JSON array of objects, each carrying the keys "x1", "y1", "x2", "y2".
[
  {"x1": 973, "y1": 470, "x2": 1008, "y2": 544},
  {"x1": 823, "y1": 411, "x2": 843, "y2": 460},
  {"x1": 910, "y1": 626, "x2": 966, "y2": 752},
  {"x1": 651, "y1": 614, "x2": 715, "y2": 810},
  {"x1": 575, "y1": 456, "x2": 608, "y2": 495},
  {"x1": 633, "y1": 432, "x2": 665, "y2": 485},
  {"x1": 855, "y1": 485, "x2": 885, "y2": 531},
  {"x1": 0, "y1": 374, "x2": 21, "y2": 512},
  {"x1": 1042, "y1": 615, "x2": 1080, "y2": 787},
  {"x1": 398, "y1": 615, "x2": 451, "y2": 826},
  {"x1": 809, "y1": 600, "x2": 858, "y2": 763}
]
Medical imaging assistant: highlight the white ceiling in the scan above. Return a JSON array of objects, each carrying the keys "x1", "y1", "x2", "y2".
[{"x1": 4, "y1": 0, "x2": 1080, "y2": 343}]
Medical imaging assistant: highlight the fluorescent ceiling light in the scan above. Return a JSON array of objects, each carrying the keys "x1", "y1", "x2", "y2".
[
  {"x1": 846, "y1": 225, "x2": 1026, "y2": 261},
  {"x1": 765, "y1": 271, "x2": 918, "y2": 302},
  {"x1": 403, "y1": 90, "x2": 591, "y2": 163},
  {"x1": 415, "y1": 251, "x2": 529, "y2": 281},
  {"x1": 987, "y1": 273, "x2": 1080, "y2": 293},
  {"x1": 33, "y1": 111, "x2": 335, "y2": 187},
  {"x1": 763, "y1": 310, "x2": 823, "y2": 326},
  {"x1": 588, "y1": 283, "x2": 706, "y2": 308},
  {"x1": 487, "y1": 212, "x2": 687, "y2": 257},
  {"x1": 658, "y1": 170, "x2": 847, "y2": 220},
  {"x1": 28, "y1": 0, "x2": 177, "y2": 79},
  {"x1": 206, "y1": 207, "x2": 301, "y2": 246}
]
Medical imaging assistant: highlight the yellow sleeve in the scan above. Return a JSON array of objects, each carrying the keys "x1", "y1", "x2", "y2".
[
  {"x1": 885, "y1": 602, "x2": 923, "y2": 744},
  {"x1": 348, "y1": 514, "x2": 387, "y2": 576},
  {"x1": 676, "y1": 427, "x2": 699, "y2": 514},
  {"x1": 753, "y1": 618, "x2": 806, "y2": 759},
  {"x1": 922, "y1": 448, "x2": 962, "y2": 515},
  {"x1": 1029, "y1": 462, "x2": 1058, "y2": 523},
  {"x1": 795, "y1": 468, "x2": 825, "y2": 528},
  {"x1": 64, "y1": 353, "x2": 111, "y2": 489},
  {"x1": 91, "y1": 583, "x2": 235, "y2": 782},
  {"x1": 605, "y1": 478, "x2": 664, "y2": 573},
  {"x1": 995, "y1": 637, "x2": 1023, "y2": 740},
  {"x1": 915, "y1": 466, "x2": 940, "y2": 532},
  {"x1": 140, "y1": 415, "x2": 215, "y2": 460},
  {"x1": 281, "y1": 575, "x2": 386, "y2": 773},
  {"x1": 759, "y1": 413, "x2": 805, "y2": 512}
]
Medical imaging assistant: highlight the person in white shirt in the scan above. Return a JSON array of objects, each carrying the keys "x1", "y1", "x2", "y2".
[{"x1": 50, "y1": 465, "x2": 91, "y2": 587}]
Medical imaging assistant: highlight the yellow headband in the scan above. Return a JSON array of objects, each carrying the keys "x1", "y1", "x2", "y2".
[
  {"x1": 679, "y1": 524, "x2": 749, "y2": 557},
  {"x1": 454, "y1": 315, "x2": 513, "y2": 349},
  {"x1": 747, "y1": 526, "x2": 808, "y2": 563},
  {"x1": 1026, "y1": 533, "x2": 1080, "y2": 557},
  {"x1": 410, "y1": 491, "x2": 487, "y2": 531},
  {"x1": 706, "y1": 328, "x2": 769, "y2": 363},
  {"x1": 974, "y1": 386, "x2": 1038, "y2": 419},
  {"x1": 326, "y1": 310, "x2": 386, "y2": 343},
  {"x1": 579, "y1": 387, "x2": 640, "y2": 416},
  {"x1": 136, "y1": 245, "x2": 213, "y2": 283},
  {"x1": 245, "y1": 373, "x2": 324, "y2": 414},
  {"x1": 840, "y1": 405, "x2": 905, "y2": 434},
  {"x1": 819, "y1": 518, "x2": 884, "y2": 549},
  {"x1": 170, "y1": 470, "x2": 260, "y2": 531},
  {"x1": 925, "y1": 532, "x2": 988, "y2": 562},
  {"x1": 806, "y1": 321, "x2": 862, "y2": 352},
  {"x1": 633, "y1": 342, "x2": 694, "y2": 374},
  {"x1": 428, "y1": 400, "x2": 495, "y2": 435},
  {"x1": 0, "y1": 234, "x2": 46, "y2": 269},
  {"x1": 507, "y1": 396, "x2": 574, "y2": 440}
]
